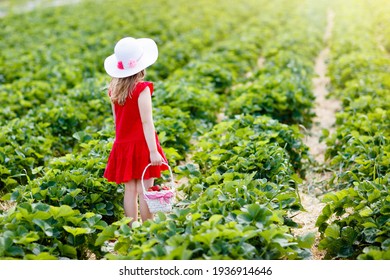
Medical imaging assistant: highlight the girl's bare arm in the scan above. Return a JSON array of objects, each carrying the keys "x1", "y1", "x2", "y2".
[
  {"x1": 111, "y1": 102, "x2": 116, "y2": 123},
  {"x1": 138, "y1": 87, "x2": 163, "y2": 166}
]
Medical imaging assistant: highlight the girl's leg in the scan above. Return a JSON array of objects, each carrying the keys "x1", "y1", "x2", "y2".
[
  {"x1": 124, "y1": 180, "x2": 138, "y2": 225},
  {"x1": 136, "y1": 178, "x2": 154, "y2": 222}
]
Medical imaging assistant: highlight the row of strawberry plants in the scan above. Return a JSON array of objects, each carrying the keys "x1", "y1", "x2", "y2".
[
  {"x1": 316, "y1": 0, "x2": 390, "y2": 260},
  {"x1": 95, "y1": 0, "x2": 327, "y2": 260},
  {"x1": 0, "y1": 0, "x2": 266, "y2": 192},
  {"x1": 0, "y1": 0, "x2": 276, "y2": 259},
  {"x1": 0, "y1": 76, "x2": 109, "y2": 191}
]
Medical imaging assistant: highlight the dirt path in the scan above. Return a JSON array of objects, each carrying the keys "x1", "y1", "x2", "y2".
[{"x1": 292, "y1": 9, "x2": 340, "y2": 260}]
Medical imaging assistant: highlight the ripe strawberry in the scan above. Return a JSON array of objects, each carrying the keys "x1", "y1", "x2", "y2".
[{"x1": 161, "y1": 186, "x2": 170, "y2": 190}]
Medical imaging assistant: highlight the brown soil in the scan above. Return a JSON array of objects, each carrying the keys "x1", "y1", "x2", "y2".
[{"x1": 0, "y1": 199, "x2": 15, "y2": 212}]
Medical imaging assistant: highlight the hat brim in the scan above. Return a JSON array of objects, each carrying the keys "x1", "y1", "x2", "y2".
[{"x1": 104, "y1": 38, "x2": 158, "y2": 78}]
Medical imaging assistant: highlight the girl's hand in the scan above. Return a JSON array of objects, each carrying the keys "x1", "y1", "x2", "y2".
[{"x1": 150, "y1": 151, "x2": 163, "y2": 166}]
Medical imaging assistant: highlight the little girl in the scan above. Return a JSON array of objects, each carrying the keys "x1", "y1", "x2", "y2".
[{"x1": 103, "y1": 37, "x2": 168, "y2": 224}]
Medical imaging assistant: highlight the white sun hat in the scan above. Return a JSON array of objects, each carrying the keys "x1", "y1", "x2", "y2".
[{"x1": 104, "y1": 37, "x2": 158, "y2": 78}]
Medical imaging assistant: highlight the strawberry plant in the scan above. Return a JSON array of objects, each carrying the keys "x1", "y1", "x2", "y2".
[
  {"x1": 227, "y1": 17, "x2": 324, "y2": 128},
  {"x1": 228, "y1": 71, "x2": 314, "y2": 127},
  {"x1": 316, "y1": 179, "x2": 390, "y2": 259},
  {"x1": 0, "y1": 118, "x2": 53, "y2": 191},
  {"x1": 193, "y1": 115, "x2": 309, "y2": 176},
  {"x1": 4, "y1": 133, "x2": 123, "y2": 224},
  {"x1": 0, "y1": 202, "x2": 107, "y2": 259}
]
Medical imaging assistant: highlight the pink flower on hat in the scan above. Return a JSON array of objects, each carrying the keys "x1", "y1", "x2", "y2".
[
  {"x1": 128, "y1": 60, "x2": 137, "y2": 68},
  {"x1": 117, "y1": 61, "x2": 124, "y2": 70}
]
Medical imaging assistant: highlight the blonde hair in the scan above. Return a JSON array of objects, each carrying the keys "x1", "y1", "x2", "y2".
[{"x1": 109, "y1": 70, "x2": 145, "y2": 105}]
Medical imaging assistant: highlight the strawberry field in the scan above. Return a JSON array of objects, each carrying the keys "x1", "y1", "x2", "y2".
[{"x1": 0, "y1": 0, "x2": 389, "y2": 260}]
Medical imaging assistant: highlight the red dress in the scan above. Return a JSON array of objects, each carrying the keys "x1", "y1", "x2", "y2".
[{"x1": 104, "y1": 81, "x2": 168, "y2": 184}]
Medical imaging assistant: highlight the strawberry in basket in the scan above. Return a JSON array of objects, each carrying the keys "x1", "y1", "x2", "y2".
[
  {"x1": 147, "y1": 185, "x2": 170, "y2": 192},
  {"x1": 147, "y1": 185, "x2": 160, "y2": 192}
]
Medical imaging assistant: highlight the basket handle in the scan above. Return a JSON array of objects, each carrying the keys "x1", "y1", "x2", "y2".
[{"x1": 141, "y1": 162, "x2": 175, "y2": 194}]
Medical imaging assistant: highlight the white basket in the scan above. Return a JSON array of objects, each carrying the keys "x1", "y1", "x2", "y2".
[{"x1": 141, "y1": 162, "x2": 175, "y2": 213}]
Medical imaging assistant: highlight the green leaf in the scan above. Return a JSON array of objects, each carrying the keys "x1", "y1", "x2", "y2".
[
  {"x1": 240, "y1": 204, "x2": 272, "y2": 223},
  {"x1": 166, "y1": 246, "x2": 193, "y2": 260},
  {"x1": 193, "y1": 229, "x2": 219, "y2": 245},
  {"x1": 290, "y1": 173, "x2": 303, "y2": 184},
  {"x1": 25, "y1": 252, "x2": 58, "y2": 260},
  {"x1": 32, "y1": 219, "x2": 54, "y2": 237},
  {"x1": 237, "y1": 213, "x2": 252, "y2": 223},
  {"x1": 69, "y1": 174, "x2": 85, "y2": 185},
  {"x1": 0, "y1": 236, "x2": 13, "y2": 254},
  {"x1": 32, "y1": 166, "x2": 44, "y2": 175},
  {"x1": 359, "y1": 206, "x2": 373, "y2": 217},
  {"x1": 259, "y1": 227, "x2": 279, "y2": 243},
  {"x1": 362, "y1": 228, "x2": 379, "y2": 243},
  {"x1": 31, "y1": 211, "x2": 51, "y2": 220},
  {"x1": 63, "y1": 226, "x2": 90, "y2": 236},
  {"x1": 1, "y1": 192, "x2": 11, "y2": 201},
  {"x1": 297, "y1": 232, "x2": 315, "y2": 249},
  {"x1": 209, "y1": 214, "x2": 223, "y2": 227},
  {"x1": 49, "y1": 205, "x2": 78, "y2": 218},
  {"x1": 325, "y1": 224, "x2": 340, "y2": 239},
  {"x1": 316, "y1": 204, "x2": 332, "y2": 227},
  {"x1": 367, "y1": 189, "x2": 381, "y2": 203},
  {"x1": 14, "y1": 232, "x2": 40, "y2": 245},
  {"x1": 95, "y1": 225, "x2": 116, "y2": 246},
  {"x1": 60, "y1": 244, "x2": 77, "y2": 259},
  {"x1": 341, "y1": 226, "x2": 358, "y2": 243},
  {"x1": 69, "y1": 188, "x2": 82, "y2": 197},
  {"x1": 90, "y1": 193, "x2": 101, "y2": 203},
  {"x1": 10, "y1": 190, "x2": 20, "y2": 201},
  {"x1": 112, "y1": 217, "x2": 132, "y2": 227},
  {"x1": 338, "y1": 244, "x2": 354, "y2": 258},
  {"x1": 66, "y1": 215, "x2": 84, "y2": 226},
  {"x1": 362, "y1": 222, "x2": 377, "y2": 228},
  {"x1": 272, "y1": 237, "x2": 293, "y2": 248}
]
